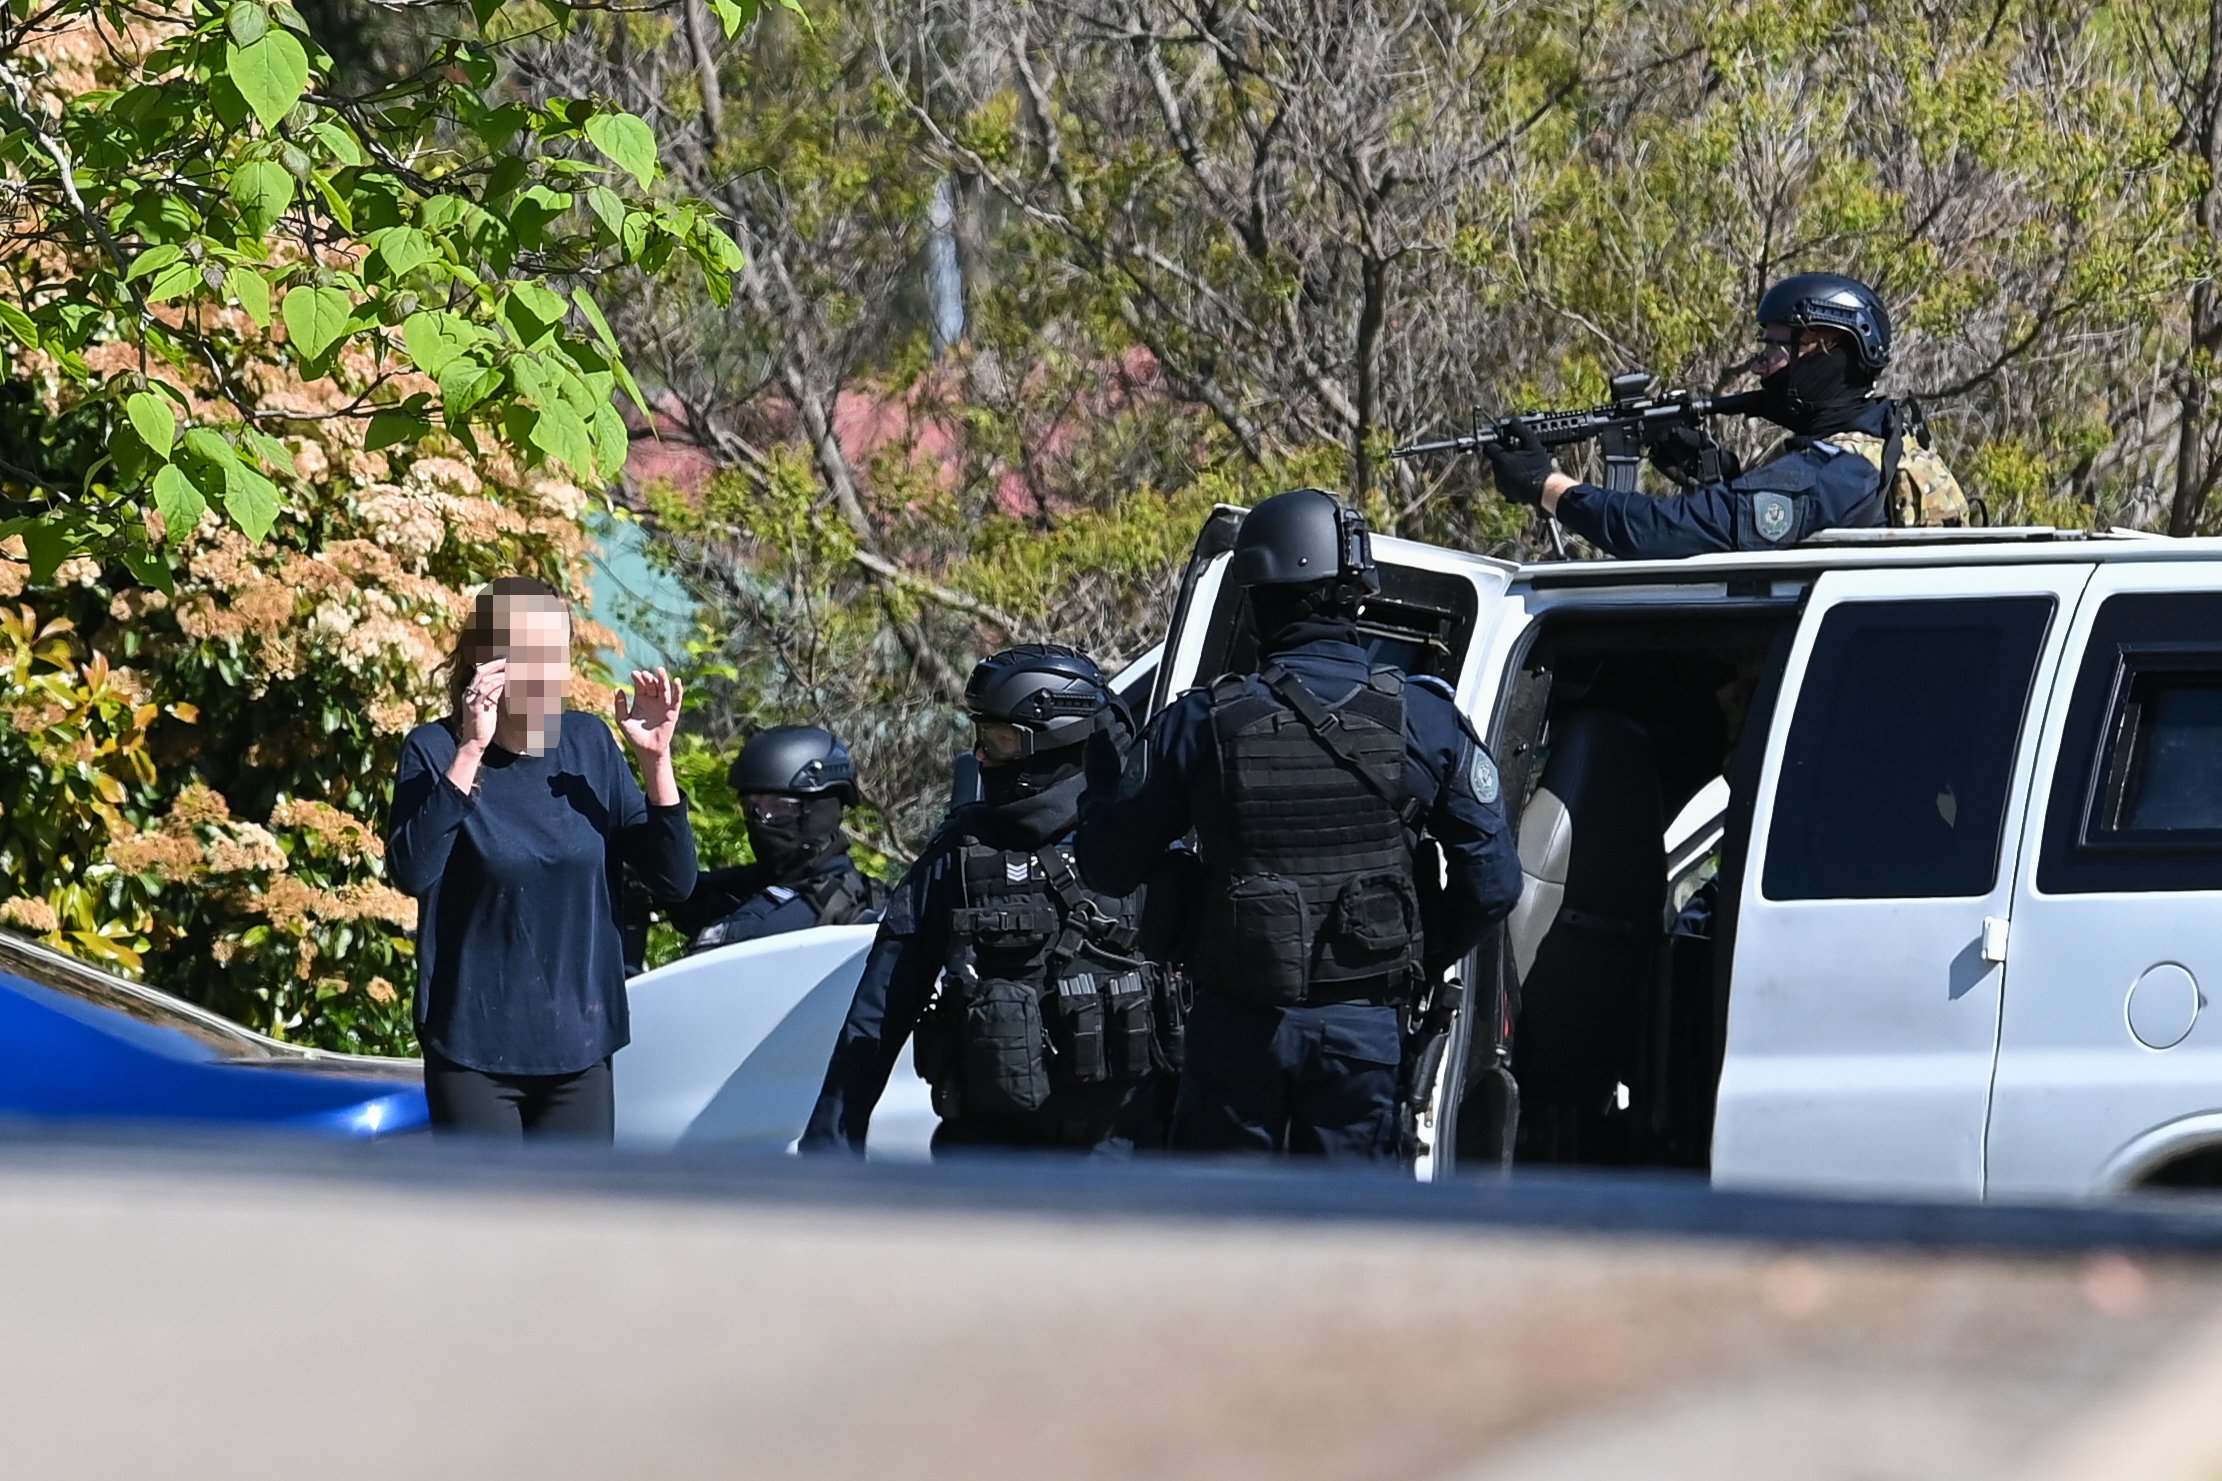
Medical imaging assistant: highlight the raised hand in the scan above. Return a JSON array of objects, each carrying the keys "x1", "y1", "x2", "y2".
[
  {"x1": 460, "y1": 658, "x2": 506, "y2": 750},
  {"x1": 615, "y1": 667, "x2": 684, "y2": 762}
]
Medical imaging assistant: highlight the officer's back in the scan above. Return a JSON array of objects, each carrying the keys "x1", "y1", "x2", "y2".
[{"x1": 1079, "y1": 489, "x2": 1522, "y2": 1160}]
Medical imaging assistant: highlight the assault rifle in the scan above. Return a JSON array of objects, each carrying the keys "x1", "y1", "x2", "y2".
[{"x1": 1392, "y1": 371, "x2": 1767, "y2": 494}]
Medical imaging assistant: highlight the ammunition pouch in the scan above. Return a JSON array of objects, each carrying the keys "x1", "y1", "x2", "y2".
[{"x1": 960, "y1": 977, "x2": 1053, "y2": 1116}]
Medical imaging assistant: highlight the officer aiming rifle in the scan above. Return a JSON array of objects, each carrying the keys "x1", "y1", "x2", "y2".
[
  {"x1": 1393, "y1": 371, "x2": 1765, "y2": 494},
  {"x1": 1395, "y1": 273, "x2": 1973, "y2": 561}
]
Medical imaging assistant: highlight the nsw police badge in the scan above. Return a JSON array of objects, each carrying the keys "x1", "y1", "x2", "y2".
[
  {"x1": 1752, "y1": 491, "x2": 1795, "y2": 544},
  {"x1": 1468, "y1": 745, "x2": 1500, "y2": 805}
]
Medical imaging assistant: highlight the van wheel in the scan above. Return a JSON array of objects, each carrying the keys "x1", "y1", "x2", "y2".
[{"x1": 2134, "y1": 1146, "x2": 2222, "y2": 1192}]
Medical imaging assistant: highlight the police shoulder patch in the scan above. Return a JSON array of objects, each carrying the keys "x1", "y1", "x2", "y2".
[
  {"x1": 1466, "y1": 743, "x2": 1500, "y2": 806},
  {"x1": 1751, "y1": 491, "x2": 1796, "y2": 544}
]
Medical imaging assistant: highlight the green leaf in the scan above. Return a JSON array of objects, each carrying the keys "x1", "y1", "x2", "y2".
[
  {"x1": 143, "y1": 260, "x2": 202, "y2": 304},
  {"x1": 0, "y1": 302, "x2": 38, "y2": 347},
  {"x1": 365, "y1": 411, "x2": 430, "y2": 450},
  {"x1": 19, "y1": 522, "x2": 71, "y2": 583},
  {"x1": 504, "y1": 283, "x2": 567, "y2": 344},
  {"x1": 402, "y1": 310, "x2": 478, "y2": 378},
  {"x1": 151, "y1": 464, "x2": 207, "y2": 544},
  {"x1": 585, "y1": 186, "x2": 627, "y2": 243},
  {"x1": 125, "y1": 244, "x2": 181, "y2": 282},
  {"x1": 593, "y1": 400, "x2": 630, "y2": 477},
  {"x1": 370, "y1": 226, "x2": 435, "y2": 283},
  {"x1": 309, "y1": 120, "x2": 363, "y2": 167},
  {"x1": 226, "y1": 31, "x2": 311, "y2": 132},
  {"x1": 124, "y1": 393, "x2": 175, "y2": 456},
  {"x1": 223, "y1": 462, "x2": 281, "y2": 541},
  {"x1": 227, "y1": 265, "x2": 271, "y2": 329},
  {"x1": 528, "y1": 402, "x2": 596, "y2": 479},
  {"x1": 281, "y1": 284, "x2": 351, "y2": 362},
  {"x1": 228, "y1": 159, "x2": 294, "y2": 238},
  {"x1": 181, "y1": 428, "x2": 240, "y2": 477},
  {"x1": 704, "y1": 0, "x2": 757, "y2": 39},
  {"x1": 569, "y1": 286, "x2": 620, "y2": 356},
  {"x1": 243, "y1": 428, "x2": 297, "y2": 477},
  {"x1": 584, "y1": 112, "x2": 658, "y2": 190},
  {"x1": 437, "y1": 359, "x2": 502, "y2": 423},
  {"x1": 418, "y1": 195, "x2": 469, "y2": 233},
  {"x1": 226, "y1": 2, "x2": 269, "y2": 48}
]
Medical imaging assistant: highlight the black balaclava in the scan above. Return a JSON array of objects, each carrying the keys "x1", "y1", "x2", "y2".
[
  {"x1": 979, "y1": 747, "x2": 1088, "y2": 846},
  {"x1": 748, "y1": 793, "x2": 847, "y2": 880},
  {"x1": 1754, "y1": 340, "x2": 1874, "y2": 438},
  {"x1": 1250, "y1": 582, "x2": 1361, "y2": 657}
]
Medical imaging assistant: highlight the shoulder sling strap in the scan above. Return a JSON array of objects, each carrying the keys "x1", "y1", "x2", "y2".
[{"x1": 1257, "y1": 663, "x2": 1425, "y2": 828}]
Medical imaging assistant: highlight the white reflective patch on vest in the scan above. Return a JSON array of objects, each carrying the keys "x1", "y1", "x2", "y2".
[
  {"x1": 1007, "y1": 857, "x2": 1031, "y2": 884},
  {"x1": 766, "y1": 885, "x2": 797, "y2": 903},
  {"x1": 1469, "y1": 746, "x2": 1500, "y2": 805},
  {"x1": 1752, "y1": 491, "x2": 1795, "y2": 543}
]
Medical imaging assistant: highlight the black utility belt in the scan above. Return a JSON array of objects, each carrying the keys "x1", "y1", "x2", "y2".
[{"x1": 1211, "y1": 974, "x2": 1409, "y2": 1007}]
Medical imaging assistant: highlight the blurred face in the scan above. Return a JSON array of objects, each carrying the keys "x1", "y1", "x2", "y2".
[{"x1": 494, "y1": 598, "x2": 570, "y2": 754}]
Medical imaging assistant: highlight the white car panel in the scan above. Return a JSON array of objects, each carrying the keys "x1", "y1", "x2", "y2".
[{"x1": 616, "y1": 925, "x2": 936, "y2": 1158}]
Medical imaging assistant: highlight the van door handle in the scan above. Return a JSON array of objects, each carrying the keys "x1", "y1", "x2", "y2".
[{"x1": 1980, "y1": 916, "x2": 2010, "y2": 965}]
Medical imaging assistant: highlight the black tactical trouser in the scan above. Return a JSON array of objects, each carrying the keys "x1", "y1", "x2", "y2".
[
  {"x1": 1171, "y1": 992, "x2": 1403, "y2": 1160},
  {"x1": 929, "y1": 1079, "x2": 1170, "y2": 1157}
]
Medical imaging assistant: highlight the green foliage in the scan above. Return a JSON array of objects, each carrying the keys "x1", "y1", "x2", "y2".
[{"x1": 0, "y1": 0, "x2": 756, "y2": 577}]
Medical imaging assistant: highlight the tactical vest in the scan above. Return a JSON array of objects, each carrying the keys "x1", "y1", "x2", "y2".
[
  {"x1": 913, "y1": 836, "x2": 1176, "y2": 1120},
  {"x1": 1759, "y1": 401, "x2": 1974, "y2": 528},
  {"x1": 1195, "y1": 663, "x2": 1424, "y2": 1005},
  {"x1": 686, "y1": 865, "x2": 882, "y2": 954}
]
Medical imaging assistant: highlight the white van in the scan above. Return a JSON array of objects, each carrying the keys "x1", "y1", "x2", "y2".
[{"x1": 622, "y1": 513, "x2": 2222, "y2": 1200}]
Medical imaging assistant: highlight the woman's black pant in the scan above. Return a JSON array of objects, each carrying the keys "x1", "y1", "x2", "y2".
[{"x1": 423, "y1": 1050, "x2": 614, "y2": 1141}]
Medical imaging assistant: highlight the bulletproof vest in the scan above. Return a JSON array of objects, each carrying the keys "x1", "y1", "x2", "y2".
[
  {"x1": 685, "y1": 864, "x2": 882, "y2": 954},
  {"x1": 915, "y1": 835, "x2": 1171, "y2": 1119},
  {"x1": 1195, "y1": 663, "x2": 1423, "y2": 1004},
  {"x1": 1757, "y1": 401, "x2": 1972, "y2": 528},
  {"x1": 1829, "y1": 428, "x2": 1972, "y2": 528}
]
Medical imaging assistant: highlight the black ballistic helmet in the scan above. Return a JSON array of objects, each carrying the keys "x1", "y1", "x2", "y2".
[
  {"x1": 1227, "y1": 488, "x2": 1381, "y2": 596},
  {"x1": 1756, "y1": 273, "x2": 1892, "y2": 371},
  {"x1": 963, "y1": 643, "x2": 1108, "y2": 756},
  {"x1": 727, "y1": 725, "x2": 860, "y2": 803}
]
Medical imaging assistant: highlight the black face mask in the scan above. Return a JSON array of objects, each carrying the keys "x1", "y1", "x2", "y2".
[
  {"x1": 979, "y1": 748, "x2": 1084, "y2": 808},
  {"x1": 747, "y1": 794, "x2": 846, "y2": 877},
  {"x1": 1755, "y1": 343, "x2": 1866, "y2": 436}
]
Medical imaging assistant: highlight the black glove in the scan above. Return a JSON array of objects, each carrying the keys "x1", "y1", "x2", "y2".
[
  {"x1": 1085, "y1": 695, "x2": 1136, "y2": 795},
  {"x1": 1483, "y1": 418, "x2": 1555, "y2": 508},
  {"x1": 1647, "y1": 423, "x2": 1741, "y2": 487}
]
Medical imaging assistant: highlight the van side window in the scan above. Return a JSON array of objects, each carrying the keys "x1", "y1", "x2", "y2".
[
  {"x1": 2040, "y1": 592, "x2": 2222, "y2": 894},
  {"x1": 1763, "y1": 597, "x2": 2054, "y2": 901}
]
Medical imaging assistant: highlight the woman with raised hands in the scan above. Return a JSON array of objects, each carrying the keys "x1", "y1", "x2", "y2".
[{"x1": 386, "y1": 575, "x2": 698, "y2": 1139}]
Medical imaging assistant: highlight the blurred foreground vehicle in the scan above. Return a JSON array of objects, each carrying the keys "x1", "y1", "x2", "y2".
[{"x1": 0, "y1": 931, "x2": 426, "y2": 1137}]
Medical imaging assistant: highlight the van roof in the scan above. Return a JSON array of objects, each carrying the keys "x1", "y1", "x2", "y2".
[{"x1": 1512, "y1": 526, "x2": 2222, "y2": 587}]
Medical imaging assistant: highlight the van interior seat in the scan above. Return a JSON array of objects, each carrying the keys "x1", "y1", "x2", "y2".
[{"x1": 1507, "y1": 707, "x2": 1668, "y2": 1123}]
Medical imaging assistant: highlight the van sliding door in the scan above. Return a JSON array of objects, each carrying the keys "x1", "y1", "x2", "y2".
[{"x1": 1714, "y1": 563, "x2": 2090, "y2": 1197}]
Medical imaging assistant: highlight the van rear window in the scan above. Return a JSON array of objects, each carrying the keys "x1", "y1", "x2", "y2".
[{"x1": 1763, "y1": 596, "x2": 2053, "y2": 901}]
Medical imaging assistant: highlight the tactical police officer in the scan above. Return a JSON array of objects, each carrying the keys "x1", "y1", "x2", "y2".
[
  {"x1": 799, "y1": 645, "x2": 1188, "y2": 1155},
  {"x1": 1076, "y1": 490, "x2": 1523, "y2": 1160},
  {"x1": 668, "y1": 726, "x2": 883, "y2": 955},
  {"x1": 1487, "y1": 272, "x2": 1971, "y2": 558}
]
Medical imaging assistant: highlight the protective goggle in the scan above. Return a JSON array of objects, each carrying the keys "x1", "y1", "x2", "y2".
[
  {"x1": 972, "y1": 719, "x2": 1039, "y2": 765},
  {"x1": 740, "y1": 793, "x2": 811, "y2": 823}
]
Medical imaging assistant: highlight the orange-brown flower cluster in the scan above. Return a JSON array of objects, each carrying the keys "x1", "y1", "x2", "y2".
[
  {"x1": 270, "y1": 798, "x2": 384, "y2": 859},
  {"x1": 106, "y1": 831, "x2": 205, "y2": 881},
  {"x1": 0, "y1": 896, "x2": 59, "y2": 933}
]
